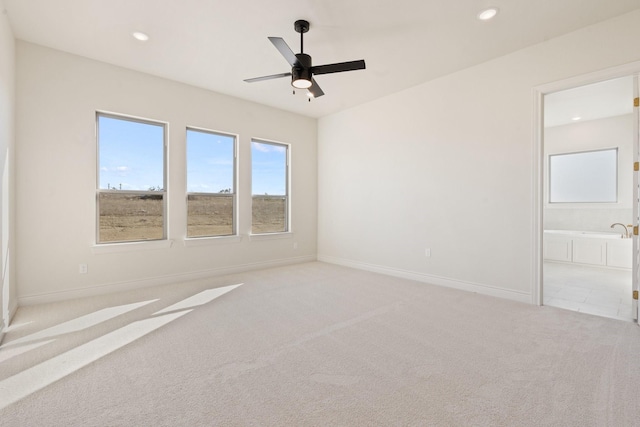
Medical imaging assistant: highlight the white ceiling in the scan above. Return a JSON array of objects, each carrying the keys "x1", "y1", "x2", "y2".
[
  {"x1": 544, "y1": 76, "x2": 635, "y2": 127},
  {"x1": 4, "y1": 0, "x2": 640, "y2": 118}
]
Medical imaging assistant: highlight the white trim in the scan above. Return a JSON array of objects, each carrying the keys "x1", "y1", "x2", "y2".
[
  {"x1": 533, "y1": 60, "x2": 640, "y2": 312},
  {"x1": 17, "y1": 255, "x2": 316, "y2": 306},
  {"x1": 536, "y1": 60, "x2": 640, "y2": 94},
  {"x1": 249, "y1": 232, "x2": 293, "y2": 241},
  {"x1": 183, "y1": 235, "x2": 243, "y2": 247},
  {"x1": 92, "y1": 239, "x2": 174, "y2": 254},
  {"x1": 532, "y1": 87, "x2": 544, "y2": 306},
  {"x1": 318, "y1": 255, "x2": 531, "y2": 304}
]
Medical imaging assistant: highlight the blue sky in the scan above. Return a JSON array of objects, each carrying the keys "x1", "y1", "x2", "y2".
[
  {"x1": 186, "y1": 129, "x2": 234, "y2": 193},
  {"x1": 98, "y1": 115, "x2": 164, "y2": 191},
  {"x1": 98, "y1": 115, "x2": 287, "y2": 195},
  {"x1": 251, "y1": 141, "x2": 286, "y2": 196}
]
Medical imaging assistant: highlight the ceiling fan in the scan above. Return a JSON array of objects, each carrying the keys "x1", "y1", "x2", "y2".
[{"x1": 244, "y1": 20, "x2": 366, "y2": 99}]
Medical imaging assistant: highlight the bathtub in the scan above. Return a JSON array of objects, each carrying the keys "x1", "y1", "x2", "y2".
[{"x1": 544, "y1": 229, "x2": 631, "y2": 268}]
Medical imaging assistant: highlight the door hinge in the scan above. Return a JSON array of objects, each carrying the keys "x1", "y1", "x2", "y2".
[
  {"x1": 635, "y1": 98, "x2": 639, "y2": 107},
  {"x1": 635, "y1": 162, "x2": 639, "y2": 172},
  {"x1": 634, "y1": 225, "x2": 639, "y2": 236},
  {"x1": 634, "y1": 290, "x2": 638, "y2": 300}
]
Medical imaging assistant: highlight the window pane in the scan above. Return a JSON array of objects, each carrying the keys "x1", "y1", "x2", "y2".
[
  {"x1": 186, "y1": 129, "x2": 235, "y2": 193},
  {"x1": 252, "y1": 141, "x2": 287, "y2": 233},
  {"x1": 98, "y1": 192, "x2": 164, "y2": 242},
  {"x1": 187, "y1": 194, "x2": 233, "y2": 237},
  {"x1": 98, "y1": 115, "x2": 164, "y2": 191},
  {"x1": 97, "y1": 114, "x2": 165, "y2": 243},
  {"x1": 186, "y1": 129, "x2": 236, "y2": 238},
  {"x1": 252, "y1": 195, "x2": 286, "y2": 233},
  {"x1": 549, "y1": 148, "x2": 618, "y2": 203}
]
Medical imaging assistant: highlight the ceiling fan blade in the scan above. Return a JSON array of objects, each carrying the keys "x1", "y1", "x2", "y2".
[
  {"x1": 244, "y1": 72, "x2": 292, "y2": 83},
  {"x1": 311, "y1": 60, "x2": 366, "y2": 76},
  {"x1": 308, "y1": 78, "x2": 325, "y2": 98},
  {"x1": 268, "y1": 37, "x2": 298, "y2": 67}
]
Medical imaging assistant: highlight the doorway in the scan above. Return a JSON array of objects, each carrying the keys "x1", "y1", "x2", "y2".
[{"x1": 535, "y1": 70, "x2": 640, "y2": 322}]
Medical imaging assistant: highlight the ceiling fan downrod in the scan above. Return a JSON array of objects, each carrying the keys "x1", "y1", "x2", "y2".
[{"x1": 294, "y1": 19, "x2": 309, "y2": 54}]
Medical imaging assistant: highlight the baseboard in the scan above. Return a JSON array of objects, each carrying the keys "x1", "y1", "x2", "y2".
[
  {"x1": 18, "y1": 255, "x2": 317, "y2": 306},
  {"x1": 318, "y1": 255, "x2": 531, "y2": 304}
]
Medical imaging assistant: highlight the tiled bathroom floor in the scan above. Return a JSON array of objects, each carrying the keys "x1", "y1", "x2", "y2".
[{"x1": 544, "y1": 261, "x2": 634, "y2": 322}]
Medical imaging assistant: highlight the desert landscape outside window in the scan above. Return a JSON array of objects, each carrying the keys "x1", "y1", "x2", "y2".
[
  {"x1": 251, "y1": 140, "x2": 289, "y2": 234},
  {"x1": 96, "y1": 113, "x2": 166, "y2": 243},
  {"x1": 186, "y1": 128, "x2": 236, "y2": 238}
]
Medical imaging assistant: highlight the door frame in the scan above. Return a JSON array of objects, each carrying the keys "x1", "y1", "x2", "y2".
[{"x1": 533, "y1": 61, "x2": 640, "y2": 322}]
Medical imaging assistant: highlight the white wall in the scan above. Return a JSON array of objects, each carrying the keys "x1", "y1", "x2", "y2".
[
  {"x1": 15, "y1": 42, "x2": 317, "y2": 304},
  {"x1": 544, "y1": 114, "x2": 633, "y2": 232},
  {"x1": 0, "y1": 0, "x2": 16, "y2": 330},
  {"x1": 318, "y1": 10, "x2": 640, "y2": 302}
]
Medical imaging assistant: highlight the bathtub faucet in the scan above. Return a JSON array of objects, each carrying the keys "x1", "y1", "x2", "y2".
[{"x1": 610, "y1": 223, "x2": 629, "y2": 238}]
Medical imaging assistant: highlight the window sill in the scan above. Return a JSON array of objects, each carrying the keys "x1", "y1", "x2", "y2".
[
  {"x1": 183, "y1": 235, "x2": 243, "y2": 247},
  {"x1": 92, "y1": 239, "x2": 174, "y2": 254},
  {"x1": 249, "y1": 232, "x2": 293, "y2": 241}
]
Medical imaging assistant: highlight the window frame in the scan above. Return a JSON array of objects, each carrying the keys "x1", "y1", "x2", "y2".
[
  {"x1": 185, "y1": 126, "x2": 238, "y2": 239},
  {"x1": 250, "y1": 138, "x2": 291, "y2": 235},
  {"x1": 95, "y1": 111, "x2": 168, "y2": 245}
]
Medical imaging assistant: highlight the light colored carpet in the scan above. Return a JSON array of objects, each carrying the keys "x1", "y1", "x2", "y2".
[{"x1": 0, "y1": 261, "x2": 639, "y2": 426}]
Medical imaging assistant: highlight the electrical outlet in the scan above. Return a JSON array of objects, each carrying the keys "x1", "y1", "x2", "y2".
[
  {"x1": 293, "y1": 242, "x2": 298, "y2": 250},
  {"x1": 79, "y1": 264, "x2": 88, "y2": 274},
  {"x1": 425, "y1": 248, "x2": 431, "y2": 258}
]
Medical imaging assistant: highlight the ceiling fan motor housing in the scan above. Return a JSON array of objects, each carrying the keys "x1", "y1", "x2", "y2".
[{"x1": 292, "y1": 53, "x2": 312, "y2": 88}]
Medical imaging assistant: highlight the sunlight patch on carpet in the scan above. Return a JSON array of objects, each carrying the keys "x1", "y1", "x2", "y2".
[
  {"x1": 0, "y1": 310, "x2": 191, "y2": 409},
  {"x1": 0, "y1": 284, "x2": 243, "y2": 409},
  {"x1": 0, "y1": 339, "x2": 56, "y2": 364},
  {"x1": 1, "y1": 300, "x2": 158, "y2": 349},
  {"x1": 154, "y1": 284, "x2": 242, "y2": 314}
]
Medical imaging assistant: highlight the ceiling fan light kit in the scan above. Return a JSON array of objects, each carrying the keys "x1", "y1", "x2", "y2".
[
  {"x1": 291, "y1": 53, "x2": 312, "y2": 89},
  {"x1": 244, "y1": 19, "x2": 366, "y2": 99}
]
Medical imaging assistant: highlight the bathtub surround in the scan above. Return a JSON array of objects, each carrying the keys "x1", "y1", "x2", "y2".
[
  {"x1": 1, "y1": 262, "x2": 639, "y2": 425},
  {"x1": 544, "y1": 229, "x2": 632, "y2": 269}
]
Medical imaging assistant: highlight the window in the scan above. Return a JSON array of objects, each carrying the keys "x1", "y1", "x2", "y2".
[
  {"x1": 186, "y1": 128, "x2": 237, "y2": 237},
  {"x1": 251, "y1": 140, "x2": 289, "y2": 234},
  {"x1": 549, "y1": 148, "x2": 618, "y2": 203},
  {"x1": 96, "y1": 113, "x2": 166, "y2": 243}
]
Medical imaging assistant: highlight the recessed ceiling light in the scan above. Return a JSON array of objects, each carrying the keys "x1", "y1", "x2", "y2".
[
  {"x1": 132, "y1": 31, "x2": 149, "y2": 41},
  {"x1": 477, "y1": 8, "x2": 499, "y2": 21},
  {"x1": 572, "y1": 116, "x2": 582, "y2": 121}
]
